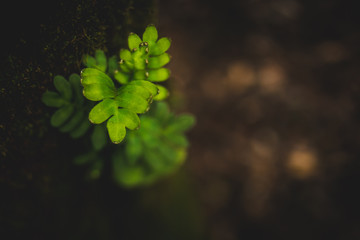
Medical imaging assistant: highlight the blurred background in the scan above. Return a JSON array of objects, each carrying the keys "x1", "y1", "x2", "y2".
[
  {"x1": 157, "y1": 0, "x2": 360, "y2": 239},
  {"x1": 1, "y1": 0, "x2": 360, "y2": 239}
]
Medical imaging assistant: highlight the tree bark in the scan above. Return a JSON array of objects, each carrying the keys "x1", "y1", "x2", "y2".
[{"x1": 0, "y1": 0, "x2": 156, "y2": 238}]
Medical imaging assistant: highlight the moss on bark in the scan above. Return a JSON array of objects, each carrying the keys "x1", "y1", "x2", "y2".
[{"x1": 0, "y1": 0, "x2": 157, "y2": 237}]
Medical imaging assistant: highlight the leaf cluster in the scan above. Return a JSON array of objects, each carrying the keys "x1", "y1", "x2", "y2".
[
  {"x1": 72, "y1": 102, "x2": 195, "y2": 186},
  {"x1": 80, "y1": 25, "x2": 171, "y2": 144},
  {"x1": 41, "y1": 25, "x2": 196, "y2": 188},
  {"x1": 113, "y1": 102, "x2": 195, "y2": 187},
  {"x1": 41, "y1": 74, "x2": 92, "y2": 138}
]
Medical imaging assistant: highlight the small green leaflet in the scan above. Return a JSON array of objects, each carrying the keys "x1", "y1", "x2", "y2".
[{"x1": 82, "y1": 49, "x2": 107, "y2": 72}]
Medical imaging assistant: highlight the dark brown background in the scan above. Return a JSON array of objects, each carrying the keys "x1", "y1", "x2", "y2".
[
  {"x1": 1, "y1": 0, "x2": 360, "y2": 239},
  {"x1": 158, "y1": 0, "x2": 360, "y2": 239}
]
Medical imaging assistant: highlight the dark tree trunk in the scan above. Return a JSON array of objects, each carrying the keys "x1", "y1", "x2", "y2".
[{"x1": 0, "y1": 1, "x2": 157, "y2": 238}]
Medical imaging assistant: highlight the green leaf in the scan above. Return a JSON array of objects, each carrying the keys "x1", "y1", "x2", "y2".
[
  {"x1": 113, "y1": 155, "x2": 146, "y2": 187},
  {"x1": 81, "y1": 68, "x2": 115, "y2": 90},
  {"x1": 124, "y1": 43, "x2": 156, "y2": 70},
  {"x1": 133, "y1": 70, "x2": 147, "y2": 80},
  {"x1": 107, "y1": 115, "x2": 126, "y2": 144},
  {"x1": 82, "y1": 83, "x2": 116, "y2": 101},
  {"x1": 81, "y1": 68, "x2": 116, "y2": 100},
  {"x1": 166, "y1": 134, "x2": 189, "y2": 148},
  {"x1": 128, "y1": 33, "x2": 142, "y2": 51},
  {"x1": 116, "y1": 108, "x2": 140, "y2": 130},
  {"x1": 115, "y1": 92, "x2": 150, "y2": 113},
  {"x1": 133, "y1": 57, "x2": 146, "y2": 70},
  {"x1": 147, "y1": 53, "x2": 171, "y2": 69},
  {"x1": 118, "y1": 84, "x2": 152, "y2": 101},
  {"x1": 91, "y1": 125, "x2": 107, "y2": 151},
  {"x1": 147, "y1": 68, "x2": 171, "y2": 82},
  {"x1": 140, "y1": 115, "x2": 161, "y2": 130},
  {"x1": 144, "y1": 149, "x2": 166, "y2": 171},
  {"x1": 83, "y1": 50, "x2": 107, "y2": 72},
  {"x1": 142, "y1": 134, "x2": 161, "y2": 150},
  {"x1": 50, "y1": 104, "x2": 75, "y2": 127},
  {"x1": 59, "y1": 109, "x2": 86, "y2": 133},
  {"x1": 69, "y1": 73, "x2": 84, "y2": 104},
  {"x1": 128, "y1": 80, "x2": 159, "y2": 97},
  {"x1": 69, "y1": 120, "x2": 91, "y2": 138},
  {"x1": 114, "y1": 70, "x2": 130, "y2": 84},
  {"x1": 143, "y1": 25, "x2": 158, "y2": 42},
  {"x1": 42, "y1": 91, "x2": 65, "y2": 107},
  {"x1": 150, "y1": 37, "x2": 171, "y2": 56},
  {"x1": 82, "y1": 55, "x2": 97, "y2": 68},
  {"x1": 158, "y1": 143, "x2": 178, "y2": 162},
  {"x1": 119, "y1": 60, "x2": 133, "y2": 73},
  {"x1": 153, "y1": 85, "x2": 169, "y2": 101},
  {"x1": 54, "y1": 75, "x2": 72, "y2": 101},
  {"x1": 95, "y1": 50, "x2": 107, "y2": 72},
  {"x1": 89, "y1": 99, "x2": 118, "y2": 124},
  {"x1": 152, "y1": 101, "x2": 171, "y2": 122},
  {"x1": 157, "y1": 37, "x2": 171, "y2": 52},
  {"x1": 166, "y1": 114, "x2": 196, "y2": 133},
  {"x1": 119, "y1": 49, "x2": 132, "y2": 61}
]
